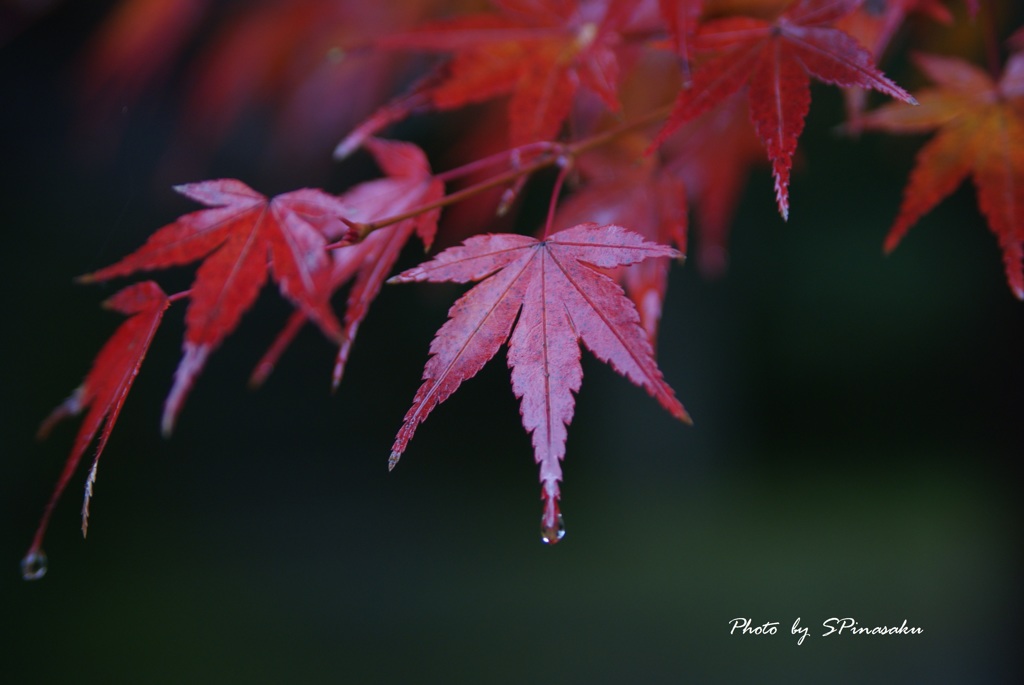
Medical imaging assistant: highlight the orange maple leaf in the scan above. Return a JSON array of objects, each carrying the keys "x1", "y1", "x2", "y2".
[{"x1": 862, "y1": 52, "x2": 1024, "y2": 299}]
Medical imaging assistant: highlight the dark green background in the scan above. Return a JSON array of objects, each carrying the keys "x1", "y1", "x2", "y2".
[{"x1": 3, "y1": 3, "x2": 1021, "y2": 683}]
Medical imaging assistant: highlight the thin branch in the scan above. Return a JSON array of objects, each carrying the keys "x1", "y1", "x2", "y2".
[{"x1": 334, "y1": 102, "x2": 675, "y2": 245}]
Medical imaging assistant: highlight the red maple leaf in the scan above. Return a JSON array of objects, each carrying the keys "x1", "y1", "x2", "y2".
[
  {"x1": 652, "y1": 0, "x2": 916, "y2": 219},
  {"x1": 251, "y1": 138, "x2": 444, "y2": 388},
  {"x1": 363, "y1": 0, "x2": 634, "y2": 148},
  {"x1": 25, "y1": 282, "x2": 171, "y2": 578},
  {"x1": 388, "y1": 223, "x2": 690, "y2": 542},
  {"x1": 860, "y1": 51, "x2": 1024, "y2": 299},
  {"x1": 81, "y1": 181, "x2": 352, "y2": 434}
]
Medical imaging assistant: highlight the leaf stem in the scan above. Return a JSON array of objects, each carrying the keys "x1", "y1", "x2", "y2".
[
  {"x1": 337, "y1": 102, "x2": 675, "y2": 244},
  {"x1": 435, "y1": 141, "x2": 558, "y2": 183},
  {"x1": 543, "y1": 156, "x2": 573, "y2": 239}
]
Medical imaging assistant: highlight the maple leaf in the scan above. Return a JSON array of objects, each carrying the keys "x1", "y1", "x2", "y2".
[
  {"x1": 363, "y1": 0, "x2": 634, "y2": 148},
  {"x1": 651, "y1": 0, "x2": 917, "y2": 219},
  {"x1": 251, "y1": 138, "x2": 444, "y2": 388},
  {"x1": 860, "y1": 51, "x2": 1024, "y2": 299},
  {"x1": 81, "y1": 181, "x2": 352, "y2": 434},
  {"x1": 24, "y1": 282, "x2": 171, "y2": 579},
  {"x1": 388, "y1": 223, "x2": 690, "y2": 541}
]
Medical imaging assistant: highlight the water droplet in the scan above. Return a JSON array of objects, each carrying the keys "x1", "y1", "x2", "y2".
[
  {"x1": 540, "y1": 512, "x2": 565, "y2": 545},
  {"x1": 21, "y1": 550, "x2": 48, "y2": 581}
]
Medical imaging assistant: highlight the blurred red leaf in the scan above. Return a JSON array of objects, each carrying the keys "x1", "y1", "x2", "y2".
[
  {"x1": 663, "y1": 90, "x2": 764, "y2": 278},
  {"x1": 80, "y1": 0, "x2": 209, "y2": 106}
]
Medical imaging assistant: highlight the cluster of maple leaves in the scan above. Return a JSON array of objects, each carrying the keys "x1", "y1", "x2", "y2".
[{"x1": 21, "y1": 0, "x2": 1023, "y2": 577}]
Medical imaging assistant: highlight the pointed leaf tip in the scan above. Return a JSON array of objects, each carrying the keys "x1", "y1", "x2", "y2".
[{"x1": 161, "y1": 344, "x2": 210, "y2": 437}]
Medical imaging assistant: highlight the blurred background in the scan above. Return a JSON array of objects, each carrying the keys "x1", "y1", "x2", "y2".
[{"x1": 2, "y1": 1, "x2": 1022, "y2": 683}]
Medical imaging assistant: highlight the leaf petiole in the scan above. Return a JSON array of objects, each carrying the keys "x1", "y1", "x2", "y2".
[{"x1": 332, "y1": 102, "x2": 674, "y2": 245}]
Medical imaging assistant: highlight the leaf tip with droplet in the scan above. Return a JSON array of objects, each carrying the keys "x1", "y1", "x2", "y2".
[
  {"x1": 540, "y1": 487, "x2": 565, "y2": 545},
  {"x1": 333, "y1": 135, "x2": 362, "y2": 161},
  {"x1": 160, "y1": 414, "x2": 176, "y2": 439},
  {"x1": 20, "y1": 548, "x2": 48, "y2": 581},
  {"x1": 388, "y1": 450, "x2": 401, "y2": 471}
]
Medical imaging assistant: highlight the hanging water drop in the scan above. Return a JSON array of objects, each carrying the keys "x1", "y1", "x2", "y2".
[
  {"x1": 540, "y1": 489, "x2": 565, "y2": 545},
  {"x1": 540, "y1": 512, "x2": 565, "y2": 545},
  {"x1": 21, "y1": 549, "x2": 48, "y2": 581}
]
